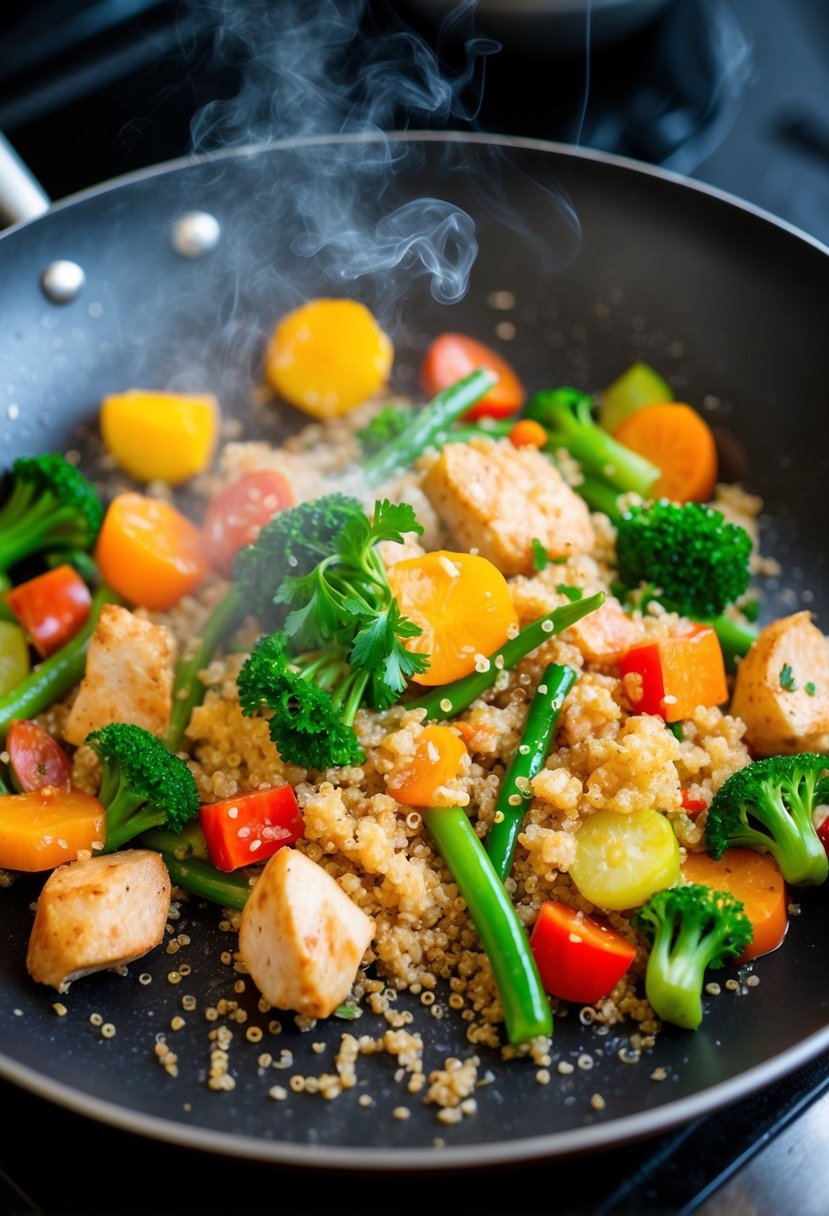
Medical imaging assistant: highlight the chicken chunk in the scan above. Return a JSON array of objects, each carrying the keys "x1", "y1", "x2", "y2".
[
  {"x1": 63, "y1": 604, "x2": 176, "y2": 746},
  {"x1": 238, "y1": 847, "x2": 374, "y2": 1019},
  {"x1": 26, "y1": 849, "x2": 171, "y2": 991},
  {"x1": 421, "y1": 437, "x2": 595, "y2": 575},
  {"x1": 730, "y1": 611, "x2": 829, "y2": 755}
]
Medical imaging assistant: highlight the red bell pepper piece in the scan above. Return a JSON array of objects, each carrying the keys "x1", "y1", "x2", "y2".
[
  {"x1": 619, "y1": 625, "x2": 728, "y2": 723},
  {"x1": 530, "y1": 900, "x2": 637, "y2": 1005},
  {"x1": 5, "y1": 564, "x2": 92, "y2": 658},
  {"x1": 680, "y1": 790, "x2": 707, "y2": 815},
  {"x1": 6, "y1": 719, "x2": 72, "y2": 792},
  {"x1": 199, "y1": 786, "x2": 304, "y2": 872}
]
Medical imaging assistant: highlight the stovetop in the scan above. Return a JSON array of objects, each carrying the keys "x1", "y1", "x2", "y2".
[{"x1": 1, "y1": 1, "x2": 828, "y2": 1212}]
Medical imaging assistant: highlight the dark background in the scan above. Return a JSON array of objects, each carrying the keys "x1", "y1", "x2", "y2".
[{"x1": 1, "y1": 1, "x2": 828, "y2": 1213}]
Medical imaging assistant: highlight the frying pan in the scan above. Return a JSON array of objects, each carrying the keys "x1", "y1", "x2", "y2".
[{"x1": 0, "y1": 132, "x2": 828, "y2": 1171}]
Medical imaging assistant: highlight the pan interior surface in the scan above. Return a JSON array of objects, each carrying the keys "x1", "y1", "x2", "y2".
[{"x1": 0, "y1": 134, "x2": 827, "y2": 1168}]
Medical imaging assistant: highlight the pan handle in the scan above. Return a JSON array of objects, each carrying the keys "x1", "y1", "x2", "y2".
[{"x1": 0, "y1": 132, "x2": 51, "y2": 227}]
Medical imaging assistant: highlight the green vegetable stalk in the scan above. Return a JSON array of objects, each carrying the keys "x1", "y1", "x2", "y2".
[
  {"x1": 408, "y1": 592, "x2": 604, "y2": 720},
  {"x1": 422, "y1": 804, "x2": 552, "y2": 1045},
  {"x1": 486, "y1": 663, "x2": 577, "y2": 881},
  {"x1": 165, "y1": 586, "x2": 246, "y2": 753},
  {"x1": 140, "y1": 827, "x2": 252, "y2": 911},
  {"x1": 0, "y1": 581, "x2": 122, "y2": 743},
  {"x1": 362, "y1": 369, "x2": 497, "y2": 486}
]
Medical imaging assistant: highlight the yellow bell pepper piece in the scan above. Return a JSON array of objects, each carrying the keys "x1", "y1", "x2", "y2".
[
  {"x1": 100, "y1": 389, "x2": 219, "y2": 485},
  {"x1": 264, "y1": 297, "x2": 393, "y2": 418}
]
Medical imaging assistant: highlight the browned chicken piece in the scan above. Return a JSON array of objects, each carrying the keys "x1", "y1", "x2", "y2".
[
  {"x1": 238, "y1": 847, "x2": 374, "y2": 1019},
  {"x1": 420, "y1": 437, "x2": 595, "y2": 575},
  {"x1": 62, "y1": 604, "x2": 176, "y2": 746},
  {"x1": 26, "y1": 849, "x2": 171, "y2": 992},
  {"x1": 730, "y1": 611, "x2": 829, "y2": 755}
]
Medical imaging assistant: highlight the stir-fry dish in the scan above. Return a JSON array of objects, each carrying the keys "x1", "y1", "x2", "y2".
[{"x1": 2, "y1": 297, "x2": 829, "y2": 1116}]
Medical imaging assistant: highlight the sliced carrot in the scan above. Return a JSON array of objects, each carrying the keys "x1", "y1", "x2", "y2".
[
  {"x1": 620, "y1": 625, "x2": 728, "y2": 722},
  {"x1": 387, "y1": 726, "x2": 468, "y2": 806},
  {"x1": 612, "y1": 403, "x2": 718, "y2": 503},
  {"x1": 95, "y1": 492, "x2": 210, "y2": 611},
  {"x1": 681, "y1": 848, "x2": 788, "y2": 962},
  {"x1": 508, "y1": 418, "x2": 548, "y2": 448},
  {"x1": 264, "y1": 298, "x2": 393, "y2": 418},
  {"x1": 386, "y1": 550, "x2": 519, "y2": 685},
  {"x1": 100, "y1": 389, "x2": 219, "y2": 485},
  {"x1": 0, "y1": 786, "x2": 105, "y2": 871},
  {"x1": 418, "y1": 333, "x2": 525, "y2": 421}
]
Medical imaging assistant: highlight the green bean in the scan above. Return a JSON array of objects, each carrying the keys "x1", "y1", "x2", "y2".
[
  {"x1": 139, "y1": 828, "x2": 251, "y2": 911},
  {"x1": 407, "y1": 592, "x2": 603, "y2": 721},
  {"x1": 422, "y1": 804, "x2": 552, "y2": 1045},
  {"x1": 486, "y1": 663, "x2": 577, "y2": 881}
]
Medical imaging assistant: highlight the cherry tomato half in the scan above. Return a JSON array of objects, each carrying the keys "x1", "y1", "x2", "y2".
[
  {"x1": 203, "y1": 470, "x2": 294, "y2": 577},
  {"x1": 418, "y1": 333, "x2": 525, "y2": 421},
  {"x1": 6, "y1": 719, "x2": 72, "y2": 792}
]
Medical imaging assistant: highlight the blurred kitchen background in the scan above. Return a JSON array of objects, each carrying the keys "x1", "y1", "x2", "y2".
[{"x1": 1, "y1": 0, "x2": 828, "y2": 245}]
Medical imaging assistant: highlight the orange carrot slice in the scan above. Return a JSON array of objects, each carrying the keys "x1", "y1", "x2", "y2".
[
  {"x1": 95, "y1": 492, "x2": 210, "y2": 611},
  {"x1": 386, "y1": 725, "x2": 468, "y2": 806},
  {"x1": 681, "y1": 848, "x2": 788, "y2": 962},
  {"x1": 0, "y1": 787, "x2": 105, "y2": 871},
  {"x1": 508, "y1": 418, "x2": 548, "y2": 448},
  {"x1": 264, "y1": 298, "x2": 393, "y2": 418},
  {"x1": 613, "y1": 403, "x2": 718, "y2": 503},
  {"x1": 386, "y1": 550, "x2": 519, "y2": 685}
]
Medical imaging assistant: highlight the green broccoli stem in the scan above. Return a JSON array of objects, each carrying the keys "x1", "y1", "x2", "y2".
[
  {"x1": 574, "y1": 475, "x2": 626, "y2": 521},
  {"x1": 139, "y1": 828, "x2": 252, "y2": 910},
  {"x1": 447, "y1": 419, "x2": 514, "y2": 444},
  {"x1": 702, "y1": 614, "x2": 758, "y2": 667},
  {"x1": 407, "y1": 592, "x2": 604, "y2": 721},
  {"x1": 527, "y1": 388, "x2": 660, "y2": 497},
  {"x1": 104, "y1": 791, "x2": 166, "y2": 853},
  {"x1": 486, "y1": 663, "x2": 578, "y2": 882},
  {"x1": 0, "y1": 492, "x2": 79, "y2": 573},
  {"x1": 165, "y1": 586, "x2": 246, "y2": 754},
  {"x1": 0, "y1": 582, "x2": 122, "y2": 744},
  {"x1": 422, "y1": 805, "x2": 552, "y2": 1045},
  {"x1": 362, "y1": 369, "x2": 498, "y2": 486},
  {"x1": 298, "y1": 649, "x2": 369, "y2": 726},
  {"x1": 643, "y1": 926, "x2": 707, "y2": 1030},
  {"x1": 732, "y1": 789, "x2": 828, "y2": 887}
]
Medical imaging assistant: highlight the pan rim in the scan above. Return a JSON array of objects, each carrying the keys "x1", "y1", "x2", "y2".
[{"x1": 1, "y1": 128, "x2": 828, "y2": 1171}]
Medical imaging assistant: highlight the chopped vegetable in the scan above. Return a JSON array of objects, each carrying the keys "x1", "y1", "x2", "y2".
[
  {"x1": 423, "y1": 804, "x2": 552, "y2": 1045},
  {"x1": 779, "y1": 662, "x2": 796, "y2": 691},
  {"x1": 525, "y1": 387, "x2": 660, "y2": 501},
  {"x1": 407, "y1": 592, "x2": 604, "y2": 721},
  {"x1": 86, "y1": 722, "x2": 200, "y2": 853},
  {"x1": 706, "y1": 753, "x2": 829, "y2": 887},
  {"x1": 0, "y1": 621, "x2": 30, "y2": 697},
  {"x1": 362, "y1": 368, "x2": 497, "y2": 486},
  {"x1": 507, "y1": 418, "x2": 548, "y2": 448},
  {"x1": 620, "y1": 625, "x2": 728, "y2": 723},
  {"x1": 418, "y1": 333, "x2": 525, "y2": 421},
  {"x1": 139, "y1": 827, "x2": 252, "y2": 909},
  {"x1": 95, "y1": 492, "x2": 210, "y2": 611},
  {"x1": 6, "y1": 719, "x2": 72, "y2": 792},
  {"x1": 598, "y1": 361, "x2": 673, "y2": 433},
  {"x1": 99, "y1": 389, "x2": 219, "y2": 484},
  {"x1": 486, "y1": 663, "x2": 577, "y2": 881},
  {"x1": 530, "y1": 901, "x2": 637, "y2": 1005},
  {"x1": 0, "y1": 582, "x2": 121, "y2": 745},
  {"x1": 202, "y1": 469, "x2": 294, "y2": 577},
  {"x1": 356, "y1": 403, "x2": 413, "y2": 456},
  {"x1": 26, "y1": 849, "x2": 171, "y2": 990},
  {"x1": 386, "y1": 725, "x2": 468, "y2": 806},
  {"x1": 633, "y1": 884, "x2": 752, "y2": 1029},
  {"x1": 199, "y1": 786, "x2": 304, "y2": 872},
  {"x1": 6, "y1": 564, "x2": 92, "y2": 658},
  {"x1": 570, "y1": 807, "x2": 682, "y2": 911},
  {"x1": 681, "y1": 849, "x2": 788, "y2": 962},
  {"x1": 612, "y1": 402, "x2": 718, "y2": 503},
  {"x1": 264, "y1": 297, "x2": 393, "y2": 418},
  {"x1": 0, "y1": 452, "x2": 103, "y2": 578},
  {"x1": 0, "y1": 786, "x2": 105, "y2": 871},
  {"x1": 386, "y1": 550, "x2": 517, "y2": 686}
]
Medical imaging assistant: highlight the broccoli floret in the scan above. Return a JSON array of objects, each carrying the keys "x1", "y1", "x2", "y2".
[
  {"x1": 237, "y1": 632, "x2": 365, "y2": 770},
  {"x1": 706, "y1": 754, "x2": 829, "y2": 886},
  {"x1": 524, "y1": 387, "x2": 660, "y2": 501},
  {"x1": 0, "y1": 453, "x2": 103, "y2": 576},
  {"x1": 616, "y1": 500, "x2": 752, "y2": 619},
  {"x1": 632, "y1": 884, "x2": 753, "y2": 1029},
  {"x1": 87, "y1": 723, "x2": 199, "y2": 853},
  {"x1": 357, "y1": 405, "x2": 413, "y2": 456}
]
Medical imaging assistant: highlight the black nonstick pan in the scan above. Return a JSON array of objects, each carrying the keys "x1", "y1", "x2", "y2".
[{"x1": 0, "y1": 132, "x2": 827, "y2": 1170}]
